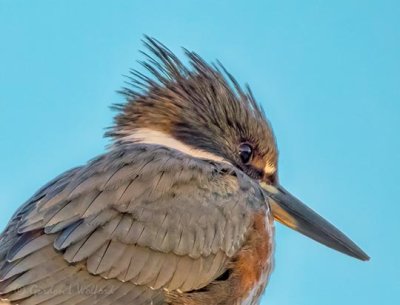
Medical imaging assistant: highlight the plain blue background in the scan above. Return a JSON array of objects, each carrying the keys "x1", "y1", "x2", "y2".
[{"x1": 1, "y1": 1, "x2": 399, "y2": 304}]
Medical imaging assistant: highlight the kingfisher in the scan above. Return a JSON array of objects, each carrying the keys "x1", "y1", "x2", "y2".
[{"x1": 0, "y1": 37, "x2": 368, "y2": 305}]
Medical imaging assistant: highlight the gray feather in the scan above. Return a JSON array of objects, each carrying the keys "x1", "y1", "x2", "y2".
[{"x1": 0, "y1": 144, "x2": 268, "y2": 304}]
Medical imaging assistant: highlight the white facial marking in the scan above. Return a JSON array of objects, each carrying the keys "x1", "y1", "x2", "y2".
[
  {"x1": 122, "y1": 128, "x2": 230, "y2": 164},
  {"x1": 264, "y1": 162, "x2": 276, "y2": 175}
]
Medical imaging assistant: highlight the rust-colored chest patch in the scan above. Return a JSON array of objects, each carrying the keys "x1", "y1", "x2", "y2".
[{"x1": 231, "y1": 210, "x2": 274, "y2": 304}]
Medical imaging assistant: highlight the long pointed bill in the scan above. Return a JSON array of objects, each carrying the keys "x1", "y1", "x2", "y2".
[{"x1": 260, "y1": 183, "x2": 370, "y2": 261}]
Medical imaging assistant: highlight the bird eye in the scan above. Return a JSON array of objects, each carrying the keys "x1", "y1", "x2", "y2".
[{"x1": 239, "y1": 143, "x2": 253, "y2": 164}]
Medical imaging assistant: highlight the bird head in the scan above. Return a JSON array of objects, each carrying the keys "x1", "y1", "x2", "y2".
[{"x1": 107, "y1": 37, "x2": 369, "y2": 261}]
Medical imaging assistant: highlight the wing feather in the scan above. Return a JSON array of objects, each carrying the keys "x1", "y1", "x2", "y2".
[{"x1": 0, "y1": 144, "x2": 266, "y2": 305}]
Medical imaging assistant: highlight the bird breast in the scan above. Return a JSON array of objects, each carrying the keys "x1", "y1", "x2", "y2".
[{"x1": 232, "y1": 211, "x2": 275, "y2": 305}]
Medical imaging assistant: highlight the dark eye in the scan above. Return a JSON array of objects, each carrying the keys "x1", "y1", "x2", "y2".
[{"x1": 239, "y1": 143, "x2": 253, "y2": 164}]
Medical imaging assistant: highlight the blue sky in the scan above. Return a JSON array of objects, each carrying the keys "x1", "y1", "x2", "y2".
[{"x1": 0, "y1": 1, "x2": 399, "y2": 304}]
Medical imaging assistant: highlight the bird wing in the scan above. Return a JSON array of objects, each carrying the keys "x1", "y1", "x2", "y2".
[{"x1": 0, "y1": 144, "x2": 267, "y2": 305}]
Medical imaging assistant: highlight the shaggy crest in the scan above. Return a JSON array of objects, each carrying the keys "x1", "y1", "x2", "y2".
[{"x1": 107, "y1": 36, "x2": 278, "y2": 175}]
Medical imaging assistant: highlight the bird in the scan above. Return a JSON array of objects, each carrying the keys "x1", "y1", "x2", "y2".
[{"x1": 0, "y1": 37, "x2": 369, "y2": 305}]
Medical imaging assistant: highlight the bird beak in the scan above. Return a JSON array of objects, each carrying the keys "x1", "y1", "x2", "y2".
[{"x1": 260, "y1": 183, "x2": 370, "y2": 261}]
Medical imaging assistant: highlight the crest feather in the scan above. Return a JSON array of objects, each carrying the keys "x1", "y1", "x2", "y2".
[{"x1": 107, "y1": 36, "x2": 268, "y2": 139}]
